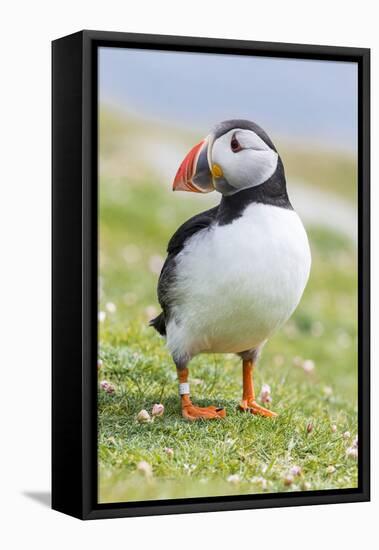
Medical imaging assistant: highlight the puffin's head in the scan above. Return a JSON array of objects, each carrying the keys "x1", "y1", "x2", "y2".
[{"x1": 173, "y1": 119, "x2": 280, "y2": 196}]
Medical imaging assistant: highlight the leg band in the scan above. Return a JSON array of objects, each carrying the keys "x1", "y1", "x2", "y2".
[{"x1": 179, "y1": 382, "x2": 190, "y2": 395}]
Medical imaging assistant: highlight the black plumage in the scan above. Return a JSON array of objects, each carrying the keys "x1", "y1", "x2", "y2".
[{"x1": 150, "y1": 206, "x2": 218, "y2": 336}]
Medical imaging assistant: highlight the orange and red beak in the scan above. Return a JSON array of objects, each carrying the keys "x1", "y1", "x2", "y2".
[{"x1": 172, "y1": 138, "x2": 214, "y2": 193}]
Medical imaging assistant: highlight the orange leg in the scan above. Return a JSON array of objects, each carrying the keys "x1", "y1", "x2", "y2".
[
  {"x1": 239, "y1": 359, "x2": 277, "y2": 418},
  {"x1": 177, "y1": 367, "x2": 226, "y2": 421}
]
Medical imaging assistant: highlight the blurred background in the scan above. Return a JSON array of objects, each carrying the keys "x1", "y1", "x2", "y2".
[
  {"x1": 99, "y1": 47, "x2": 358, "y2": 239},
  {"x1": 98, "y1": 47, "x2": 358, "y2": 503}
]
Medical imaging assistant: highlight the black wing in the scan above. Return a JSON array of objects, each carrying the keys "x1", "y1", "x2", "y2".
[
  {"x1": 166, "y1": 206, "x2": 219, "y2": 255},
  {"x1": 149, "y1": 206, "x2": 218, "y2": 336}
]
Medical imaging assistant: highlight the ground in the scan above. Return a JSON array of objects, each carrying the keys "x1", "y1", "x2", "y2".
[{"x1": 98, "y1": 109, "x2": 358, "y2": 503}]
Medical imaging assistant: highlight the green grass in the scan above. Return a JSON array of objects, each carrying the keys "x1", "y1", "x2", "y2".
[
  {"x1": 98, "y1": 173, "x2": 358, "y2": 503},
  {"x1": 281, "y1": 146, "x2": 357, "y2": 203}
]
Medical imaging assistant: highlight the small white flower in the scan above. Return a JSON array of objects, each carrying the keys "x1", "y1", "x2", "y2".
[
  {"x1": 227, "y1": 474, "x2": 240, "y2": 485},
  {"x1": 323, "y1": 386, "x2": 333, "y2": 397},
  {"x1": 137, "y1": 461, "x2": 152, "y2": 477},
  {"x1": 343, "y1": 431, "x2": 351, "y2": 439},
  {"x1": 137, "y1": 409, "x2": 151, "y2": 423},
  {"x1": 251, "y1": 476, "x2": 267, "y2": 490},
  {"x1": 164, "y1": 447, "x2": 174, "y2": 458},
  {"x1": 302, "y1": 481, "x2": 312, "y2": 491},
  {"x1": 326, "y1": 465, "x2": 336, "y2": 474},
  {"x1": 97, "y1": 359, "x2": 103, "y2": 369},
  {"x1": 151, "y1": 403, "x2": 164, "y2": 417},
  {"x1": 352, "y1": 435, "x2": 358, "y2": 448},
  {"x1": 98, "y1": 311, "x2": 106, "y2": 323},
  {"x1": 260, "y1": 384, "x2": 272, "y2": 404},
  {"x1": 302, "y1": 359, "x2": 315, "y2": 373},
  {"x1": 283, "y1": 474, "x2": 294, "y2": 486},
  {"x1": 100, "y1": 380, "x2": 115, "y2": 394},
  {"x1": 260, "y1": 478, "x2": 267, "y2": 490},
  {"x1": 294, "y1": 356, "x2": 315, "y2": 373},
  {"x1": 105, "y1": 302, "x2": 116, "y2": 313},
  {"x1": 331, "y1": 424, "x2": 337, "y2": 433},
  {"x1": 346, "y1": 447, "x2": 358, "y2": 460},
  {"x1": 290, "y1": 465, "x2": 302, "y2": 477}
]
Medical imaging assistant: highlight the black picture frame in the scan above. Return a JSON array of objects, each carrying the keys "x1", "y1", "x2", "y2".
[{"x1": 52, "y1": 30, "x2": 370, "y2": 520}]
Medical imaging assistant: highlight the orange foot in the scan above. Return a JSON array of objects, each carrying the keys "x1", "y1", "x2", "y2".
[
  {"x1": 182, "y1": 402, "x2": 226, "y2": 421},
  {"x1": 239, "y1": 399, "x2": 278, "y2": 418}
]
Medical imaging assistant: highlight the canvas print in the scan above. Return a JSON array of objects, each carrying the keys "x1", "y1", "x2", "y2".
[{"x1": 97, "y1": 47, "x2": 358, "y2": 503}]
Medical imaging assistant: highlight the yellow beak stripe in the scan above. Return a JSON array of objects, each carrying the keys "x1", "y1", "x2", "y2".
[{"x1": 211, "y1": 163, "x2": 223, "y2": 178}]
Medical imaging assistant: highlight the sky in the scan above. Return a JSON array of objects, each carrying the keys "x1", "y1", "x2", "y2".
[{"x1": 99, "y1": 47, "x2": 358, "y2": 153}]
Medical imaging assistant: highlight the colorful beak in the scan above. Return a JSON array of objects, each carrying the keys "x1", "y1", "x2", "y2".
[{"x1": 173, "y1": 138, "x2": 214, "y2": 193}]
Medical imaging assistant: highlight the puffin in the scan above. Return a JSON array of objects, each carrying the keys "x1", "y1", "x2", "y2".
[{"x1": 150, "y1": 120, "x2": 311, "y2": 421}]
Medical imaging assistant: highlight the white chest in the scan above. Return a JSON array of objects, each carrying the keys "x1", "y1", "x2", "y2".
[{"x1": 167, "y1": 204, "x2": 311, "y2": 358}]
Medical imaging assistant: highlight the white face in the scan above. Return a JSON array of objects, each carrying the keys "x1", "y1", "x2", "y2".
[{"x1": 210, "y1": 129, "x2": 279, "y2": 195}]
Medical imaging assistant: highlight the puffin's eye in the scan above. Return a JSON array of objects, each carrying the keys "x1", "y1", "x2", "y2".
[{"x1": 231, "y1": 134, "x2": 242, "y2": 153}]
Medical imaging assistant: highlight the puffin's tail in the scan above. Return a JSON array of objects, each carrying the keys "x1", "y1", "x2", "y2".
[{"x1": 149, "y1": 312, "x2": 166, "y2": 336}]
